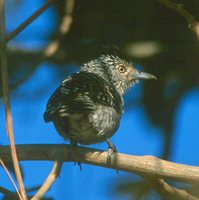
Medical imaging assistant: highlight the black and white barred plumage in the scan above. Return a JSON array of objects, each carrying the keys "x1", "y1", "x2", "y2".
[{"x1": 44, "y1": 53, "x2": 155, "y2": 154}]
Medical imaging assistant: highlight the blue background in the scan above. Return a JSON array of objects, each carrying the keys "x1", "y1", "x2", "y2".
[{"x1": 1, "y1": 1, "x2": 199, "y2": 199}]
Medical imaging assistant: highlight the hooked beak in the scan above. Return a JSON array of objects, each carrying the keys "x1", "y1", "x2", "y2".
[{"x1": 133, "y1": 70, "x2": 156, "y2": 80}]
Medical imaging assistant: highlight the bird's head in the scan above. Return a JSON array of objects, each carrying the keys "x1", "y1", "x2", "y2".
[{"x1": 81, "y1": 54, "x2": 156, "y2": 96}]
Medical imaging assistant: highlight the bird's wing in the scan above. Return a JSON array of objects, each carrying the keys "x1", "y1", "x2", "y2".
[
  {"x1": 44, "y1": 72, "x2": 123, "y2": 122},
  {"x1": 43, "y1": 74, "x2": 96, "y2": 122}
]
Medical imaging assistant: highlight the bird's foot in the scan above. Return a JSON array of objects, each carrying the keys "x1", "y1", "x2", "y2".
[
  {"x1": 74, "y1": 162, "x2": 82, "y2": 171},
  {"x1": 70, "y1": 140, "x2": 82, "y2": 171},
  {"x1": 106, "y1": 138, "x2": 117, "y2": 164}
]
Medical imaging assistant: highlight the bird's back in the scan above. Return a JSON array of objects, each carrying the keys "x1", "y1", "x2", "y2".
[{"x1": 44, "y1": 72, "x2": 124, "y2": 144}]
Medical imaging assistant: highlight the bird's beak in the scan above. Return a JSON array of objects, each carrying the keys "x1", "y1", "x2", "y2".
[{"x1": 133, "y1": 70, "x2": 156, "y2": 80}]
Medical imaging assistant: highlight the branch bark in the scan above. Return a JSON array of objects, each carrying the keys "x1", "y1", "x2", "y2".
[
  {"x1": 0, "y1": 186, "x2": 18, "y2": 199},
  {"x1": 157, "y1": 0, "x2": 199, "y2": 39},
  {"x1": 5, "y1": 0, "x2": 55, "y2": 43},
  {"x1": 0, "y1": 144, "x2": 199, "y2": 184},
  {"x1": 0, "y1": 1, "x2": 27, "y2": 199},
  {"x1": 147, "y1": 178, "x2": 199, "y2": 200},
  {"x1": 44, "y1": 0, "x2": 75, "y2": 58},
  {"x1": 31, "y1": 159, "x2": 63, "y2": 200},
  {"x1": 0, "y1": 159, "x2": 22, "y2": 199}
]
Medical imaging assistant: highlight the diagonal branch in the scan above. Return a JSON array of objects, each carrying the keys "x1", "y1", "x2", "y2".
[
  {"x1": 157, "y1": 0, "x2": 199, "y2": 38},
  {"x1": 0, "y1": 158, "x2": 22, "y2": 199},
  {"x1": 44, "y1": 0, "x2": 75, "y2": 57},
  {"x1": 31, "y1": 159, "x2": 63, "y2": 200},
  {"x1": 147, "y1": 178, "x2": 199, "y2": 200},
  {"x1": 0, "y1": 1, "x2": 27, "y2": 200},
  {"x1": 5, "y1": 0, "x2": 56, "y2": 43},
  {"x1": 0, "y1": 186, "x2": 18, "y2": 199}
]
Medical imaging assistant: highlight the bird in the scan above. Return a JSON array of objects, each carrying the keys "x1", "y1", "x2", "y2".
[{"x1": 43, "y1": 50, "x2": 156, "y2": 162}]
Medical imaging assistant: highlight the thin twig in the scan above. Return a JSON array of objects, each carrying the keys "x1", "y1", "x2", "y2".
[
  {"x1": 147, "y1": 178, "x2": 199, "y2": 200},
  {"x1": 157, "y1": 0, "x2": 199, "y2": 38},
  {"x1": 44, "y1": 0, "x2": 75, "y2": 57},
  {"x1": 0, "y1": 158, "x2": 22, "y2": 199},
  {"x1": 0, "y1": 1, "x2": 27, "y2": 200},
  {"x1": 5, "y1": 0, "x2": 56, "y2": 42},
  {"x1": 31, "y1": 159, "x2": 63, "y2": 200},
  {"x1": 0, "y1": 144, "x2": 199, "y2": 184},
  {"x1": 0, "y1": 186, "x2": 18, "y2": 199}
]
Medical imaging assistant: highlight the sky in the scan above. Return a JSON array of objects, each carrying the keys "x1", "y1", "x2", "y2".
[{"x1": 1, "y1": 1, "x2": 199, "y2": 199}]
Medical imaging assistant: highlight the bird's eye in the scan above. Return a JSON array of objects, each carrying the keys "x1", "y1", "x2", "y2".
[{"x1": 118, "y1": 65, "x2": 127, "y2": 73}]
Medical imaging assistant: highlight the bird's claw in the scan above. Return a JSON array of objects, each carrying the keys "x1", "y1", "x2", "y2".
[
  {"x1": 71, "y1": 140, "x2": 82, "y2": 171},
  {"x1": 107, "y1": 147, "x2": 116, "y2": 164},
  {"x1": 106, "y1": 138, "x2": 117, "y2": 164},
  {"x1": 74, "y1": 162, "x2": 82, "y2": 171}
]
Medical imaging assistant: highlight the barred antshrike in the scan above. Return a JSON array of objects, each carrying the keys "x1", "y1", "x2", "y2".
[{"x1": 44, "y1": 52, "x2": 156, "y2": 161}]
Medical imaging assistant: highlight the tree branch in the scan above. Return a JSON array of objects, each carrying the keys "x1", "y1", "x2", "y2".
[
  {"x1": 157, "y1": 0, "x2": 199, "y2": 39},
  {"x1": 0, "y1": 186, "x2": 18, "y2": 199},
  {"x1": 0, "y1": 158, "x2": 22, "y2": 199},
  {"x1": 44, "y1": 0, "x2": 75, "y2": 58},
  {"x1": 5, "y1": 0, "x2": 56, "y2": 43},
  {"x1": 0, "y1": 1, "x2": 27, "y2": 199},
  {"x1": 31, "y1": 159, "x2": 63, "y2": 200},
  {"x1": 0, "y1": 144, "x2": 199, "y2": 184},
  {"x1": 147, "y1": 178, "x2": 199, "y2": 200}
]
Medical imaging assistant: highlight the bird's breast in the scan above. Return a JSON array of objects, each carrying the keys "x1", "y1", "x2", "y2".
[{"x1": 64, "y1": 105, "x2": 121, "y2": 145}]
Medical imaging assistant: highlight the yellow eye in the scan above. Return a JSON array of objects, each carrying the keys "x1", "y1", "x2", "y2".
[{"x1": 118, "y1": 65, "x2": 126, "y2": 73}]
